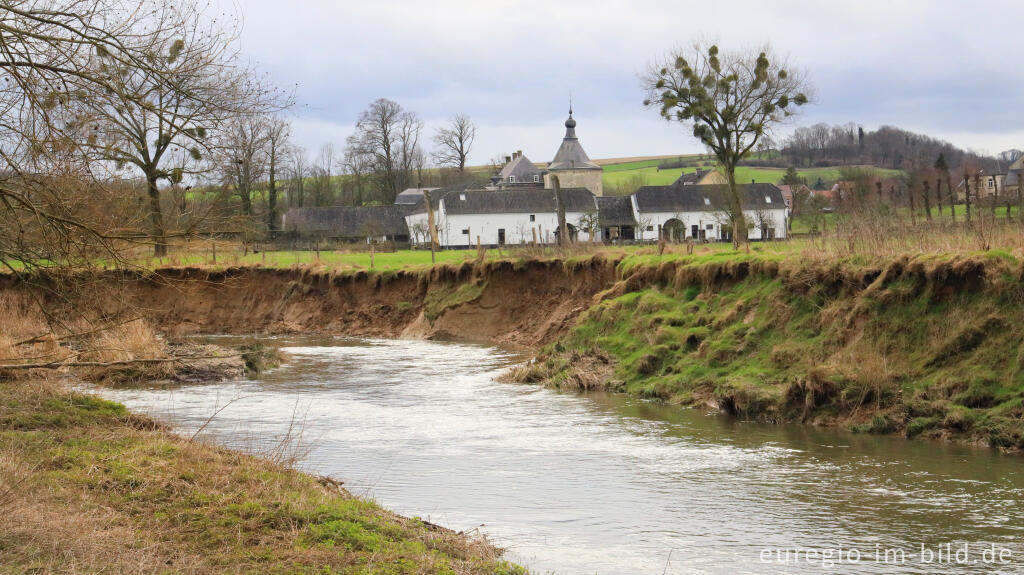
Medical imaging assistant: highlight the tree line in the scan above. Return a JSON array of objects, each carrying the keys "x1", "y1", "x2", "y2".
[{"x1": 778, "y1": 123, "x2": 1011, "y2": 174}]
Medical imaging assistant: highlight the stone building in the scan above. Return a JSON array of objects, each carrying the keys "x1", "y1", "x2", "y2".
[{"x1": 543, "y1": 108, "x2": 604, "y2": 196}]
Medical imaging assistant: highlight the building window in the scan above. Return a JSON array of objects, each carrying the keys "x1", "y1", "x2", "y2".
[
  {"x1": 765, "y1": 196, "x2": 772, "y2": 203},
  {"x1": 988, "y1": 179, "x2": 994, "y2": 188},
  {"x1": 533, "y1": 174, "x2": 540, "y2": 183},
  {"x1": 706, "y1": 224, "x2": 714, "y2": 230},
  {"x1": 461, "y1": 228, "x2": 469, "y2": 235},
  {"x1": 529, "y1": 214, "x2": 535, "y2": 222},
  {"x1": 459, "y1": 193, "x2": 466, "y2": 200},
  {"x1": 509, "y1": 175, "x2": 516, "y2": 183},
  {"x1": 703, "y1": 197, "x2": 711, "y2": 205},
  {"x1": 646, "y1": 225, "x2": 654, "y2": 232}
]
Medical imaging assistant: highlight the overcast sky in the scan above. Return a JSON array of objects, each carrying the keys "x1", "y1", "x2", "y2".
[{"x1": 229, "y1": 0, "x2": 1024, "y2": 165}]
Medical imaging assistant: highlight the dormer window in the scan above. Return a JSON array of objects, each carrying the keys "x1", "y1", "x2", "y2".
[
  {"x1": 459, "y1": 193, "x2": 466, "y2": 201},
  {"x1": 533, "y1": 174, "x2": 540, "y2": 183},
  {"x1": 509, "y1": 175, "x2": 516, "y2": 184},
  {"x1": 765, "y1": 196, "x2": 772, "y2": 203},
  {"x1": 703, "y1": 197, "x2": 710, "y2": 206}
]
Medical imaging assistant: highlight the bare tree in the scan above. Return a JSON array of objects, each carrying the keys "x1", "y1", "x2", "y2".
[
  {"x1": 265, "y1": 116, "x2": 290, "y2": 230},
  {"x1": 313, "y1": 142, "x2": 335, "y2": 206},
  {"x1": 644, "y1": 42, "x2": 810, "y2": 249},
  {"x1": 80, "y1": 1, "x2": 285, "y2": 255},
  {"x1": 285, "y1": 146, "x2": 308, "y2": 208},
  {"x1": 341, "y1": 137, "x2": 371, "y2": 206},
  {"x1": 222, "y1": 117, "x2": 269, "y2": 217},
  {"x1": 432, "y1": 113, "x2": 476, "y2": 172},
  {"x1": 349, "y1": 98, "x2": 422, "y2": 204}
]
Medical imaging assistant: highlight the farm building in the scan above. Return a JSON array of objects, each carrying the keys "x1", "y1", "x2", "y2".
[
  {"x1": 395, "y1": 187, "x2": 440, "y2": 205},
  {"x1": 406, "y1": 187, "x2": 597, "y2": 247},
  {"x1": 596, "y1": 195, "x2": 637, "y2": 241},
  {"x1": 632, "y1": 183, "x2": 789, "y2": 242},
  {"x1": 672, "y1": 168, "x2": 726, "y2": 186},
  {"x1": 281, "y1": 205, "x2": 411, "y2": 243},
  {"x1": 543, "y1": 108, "x2": 604, "y2": 196}
]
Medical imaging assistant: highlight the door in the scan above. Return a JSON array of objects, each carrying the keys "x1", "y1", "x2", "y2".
[{"x1": 497, "y1": 228, "x2": 506, "y2": 245}]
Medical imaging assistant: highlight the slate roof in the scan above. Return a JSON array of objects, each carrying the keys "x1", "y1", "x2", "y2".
[
  {"x1": 395, "y1": 187, "x2": 439, "y2": 205},
  {"x1": 442, "y1": 187, "x2": 596, "y2": 215},
  {"x1": 282, "y1": 206, "x2": 410, "y2": 237},
  {"x1": 596, "y1": 196, "x2": 636, "y2": 226},
  {"x1": 547, "y1": 112, "x2": 601, "y2": 171},
  {"x1": 404, "y1": 183, "x2": 475, "y2": 215},
  {"x1": 1006, "y1": 170, "x2": 1021, "y2": 188},
  {"x1": 497, "y1": 154, "x2": 542, "y2": 182},
  {"x1": 633, "y1": 183, "x2": 787, "y2": 213},
  {"x1": 672, "y1": 169, "x2": 712, "y2": 185}
]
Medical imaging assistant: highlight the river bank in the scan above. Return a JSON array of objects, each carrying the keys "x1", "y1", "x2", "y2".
[
  {"x1": 32, "y1": 247, "x2": 1019, "y2": 451},
  {"x1": 0, "y1": 376, "x2": 525, "y2": 574}
]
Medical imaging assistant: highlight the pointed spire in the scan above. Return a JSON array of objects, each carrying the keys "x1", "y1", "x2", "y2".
[{"x1": 564, "y1": 98, "x2": 577, "y2": 137}]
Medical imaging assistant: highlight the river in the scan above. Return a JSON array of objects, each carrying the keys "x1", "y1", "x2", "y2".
[{"x1": 95, "y1": 336, "x2": 1024, "y2": 574}]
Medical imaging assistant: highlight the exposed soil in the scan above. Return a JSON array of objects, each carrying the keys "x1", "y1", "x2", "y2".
[{"x1": 95, "y1": 257, "x2": 622, "y2": 349}]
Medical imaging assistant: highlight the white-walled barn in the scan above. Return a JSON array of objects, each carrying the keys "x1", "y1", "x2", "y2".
[
  {"x1": 406, "y1": 187, "x2": 597, "y2": 247},
  {"x1": 632, "y1": 183, "x2": 789, "y2": 242}
]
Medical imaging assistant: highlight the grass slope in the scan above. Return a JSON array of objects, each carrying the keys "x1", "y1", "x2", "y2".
[
  {"x1": 601, "y1": 158, "x2": 902, "y2": 195},
  {"x1": 0, "y1": 381, "x2": 525, "y2": 574},
  {"x1": 511, "y1": 250, "x2": 1024, "y2": 450}
]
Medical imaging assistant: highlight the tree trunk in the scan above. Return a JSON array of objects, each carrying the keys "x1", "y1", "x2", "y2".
[
  {"x1": 267, "y1": 157, "x2": 278, "y2": 231},
  {"x1": 907, "y1": 183, "x2": 917, "y2": 227},
  {"x1": 147, "y1": 175, "x2": 167, "y2": 257},
  {"x1": 935, "y1": 178, "x2": 944, "y2": 217},
  {"x1": 726, "y1": 168, "x2": 746, "y2": 250},
  {"x1": 948, "y1": 178, "x2": 956, "y2": 223},
  {"x1": 552, "y1": 175, "x2": 568, "y2": 246},
  {"x1": 965, "y1": 174, "x2": 973, "y2": 223},
  {"x1": 423, "y1": 190, "x2": 439, "y2": 253},
  {"x1": 922, "y1": 180, "x2": 933, "y2": 221}
]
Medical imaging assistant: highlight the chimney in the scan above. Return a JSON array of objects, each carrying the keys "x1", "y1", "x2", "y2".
[
  {"x1": 516, "y1": 149, "x2": 522, "y2": 158},
  {"x1": 505, "y1": 155, "x2": 512, "y2": 164}
]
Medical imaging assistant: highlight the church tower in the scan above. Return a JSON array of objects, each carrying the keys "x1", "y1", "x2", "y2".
[{"x1": 545, "y1": 107, "x2": 604, "y2": 196}]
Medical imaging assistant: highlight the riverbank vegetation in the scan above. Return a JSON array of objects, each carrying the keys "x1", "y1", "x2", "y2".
[
  {"x1": 0, "y1": 293, "x2": 523, "y2": 574},
  {"x1": 507, "y1": 241, "x2": 1024, "y2": 450},
  {"x1": 0, "y1": 380, "x2": 523, "y2": 574}
]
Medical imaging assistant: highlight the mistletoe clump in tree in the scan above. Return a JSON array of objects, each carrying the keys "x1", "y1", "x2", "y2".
[{"x1": 643, "y1": 42, "x2": 811, "y2": 248}]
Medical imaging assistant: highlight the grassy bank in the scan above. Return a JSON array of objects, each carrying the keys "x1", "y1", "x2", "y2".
[
  {"x1": 0, "y1": 379, "x2": 525, "y2": 574},
  {"x1": 509, "y1": 250, "x2": 1024, "y2": 450}
]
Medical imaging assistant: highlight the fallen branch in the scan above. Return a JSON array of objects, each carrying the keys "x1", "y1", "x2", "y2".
[{"x1": 0, "y1": 354, "x2": 243, "y2": 371}]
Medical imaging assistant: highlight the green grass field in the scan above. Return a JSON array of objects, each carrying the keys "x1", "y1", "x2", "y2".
[{"x1": 601, "y1": 158, "x2": 902, "y2": 195}]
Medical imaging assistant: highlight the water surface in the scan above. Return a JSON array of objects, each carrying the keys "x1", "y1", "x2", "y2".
[{"x1": 96, "y1": 336, "x2": 1024, "y2": 574}]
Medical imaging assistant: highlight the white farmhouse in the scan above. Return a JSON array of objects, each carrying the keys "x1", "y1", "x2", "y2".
[
  {"x1": 407, "y1": 187, "x2": 597, "y2": 247},
  {"x1": 632, "y1": 183, "x2": 789, "y2": 242}
]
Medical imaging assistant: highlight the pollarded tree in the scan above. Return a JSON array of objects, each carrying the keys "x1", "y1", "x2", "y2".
[{"x1": 643, "y1": 42, "x2": 810, "y2": 248}]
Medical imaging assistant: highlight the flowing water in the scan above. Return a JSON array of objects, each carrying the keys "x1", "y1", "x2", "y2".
[{"x1": 96, "y1": 336, "x2": 1024, "y2": 574}]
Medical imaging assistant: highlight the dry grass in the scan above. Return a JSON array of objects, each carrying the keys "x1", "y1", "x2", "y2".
[
  {"x1": 0, "y1": 288, "x2": 179, "y2": 383},
  {"x1": 0, "y1": 380, "x2": 525, "y2": 574}
]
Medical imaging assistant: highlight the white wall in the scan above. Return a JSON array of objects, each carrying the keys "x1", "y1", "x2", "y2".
[
  {"x1": 439, "y1": 211, "x2": 592, "y2": 247},
  {"x1": 638, "y1": 208, "x2": 788, "y2": 241}
]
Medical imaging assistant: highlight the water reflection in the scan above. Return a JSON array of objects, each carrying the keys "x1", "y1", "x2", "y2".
[{"x1": 95, "y1": 336, "x2": 1024, "y2": 574}]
